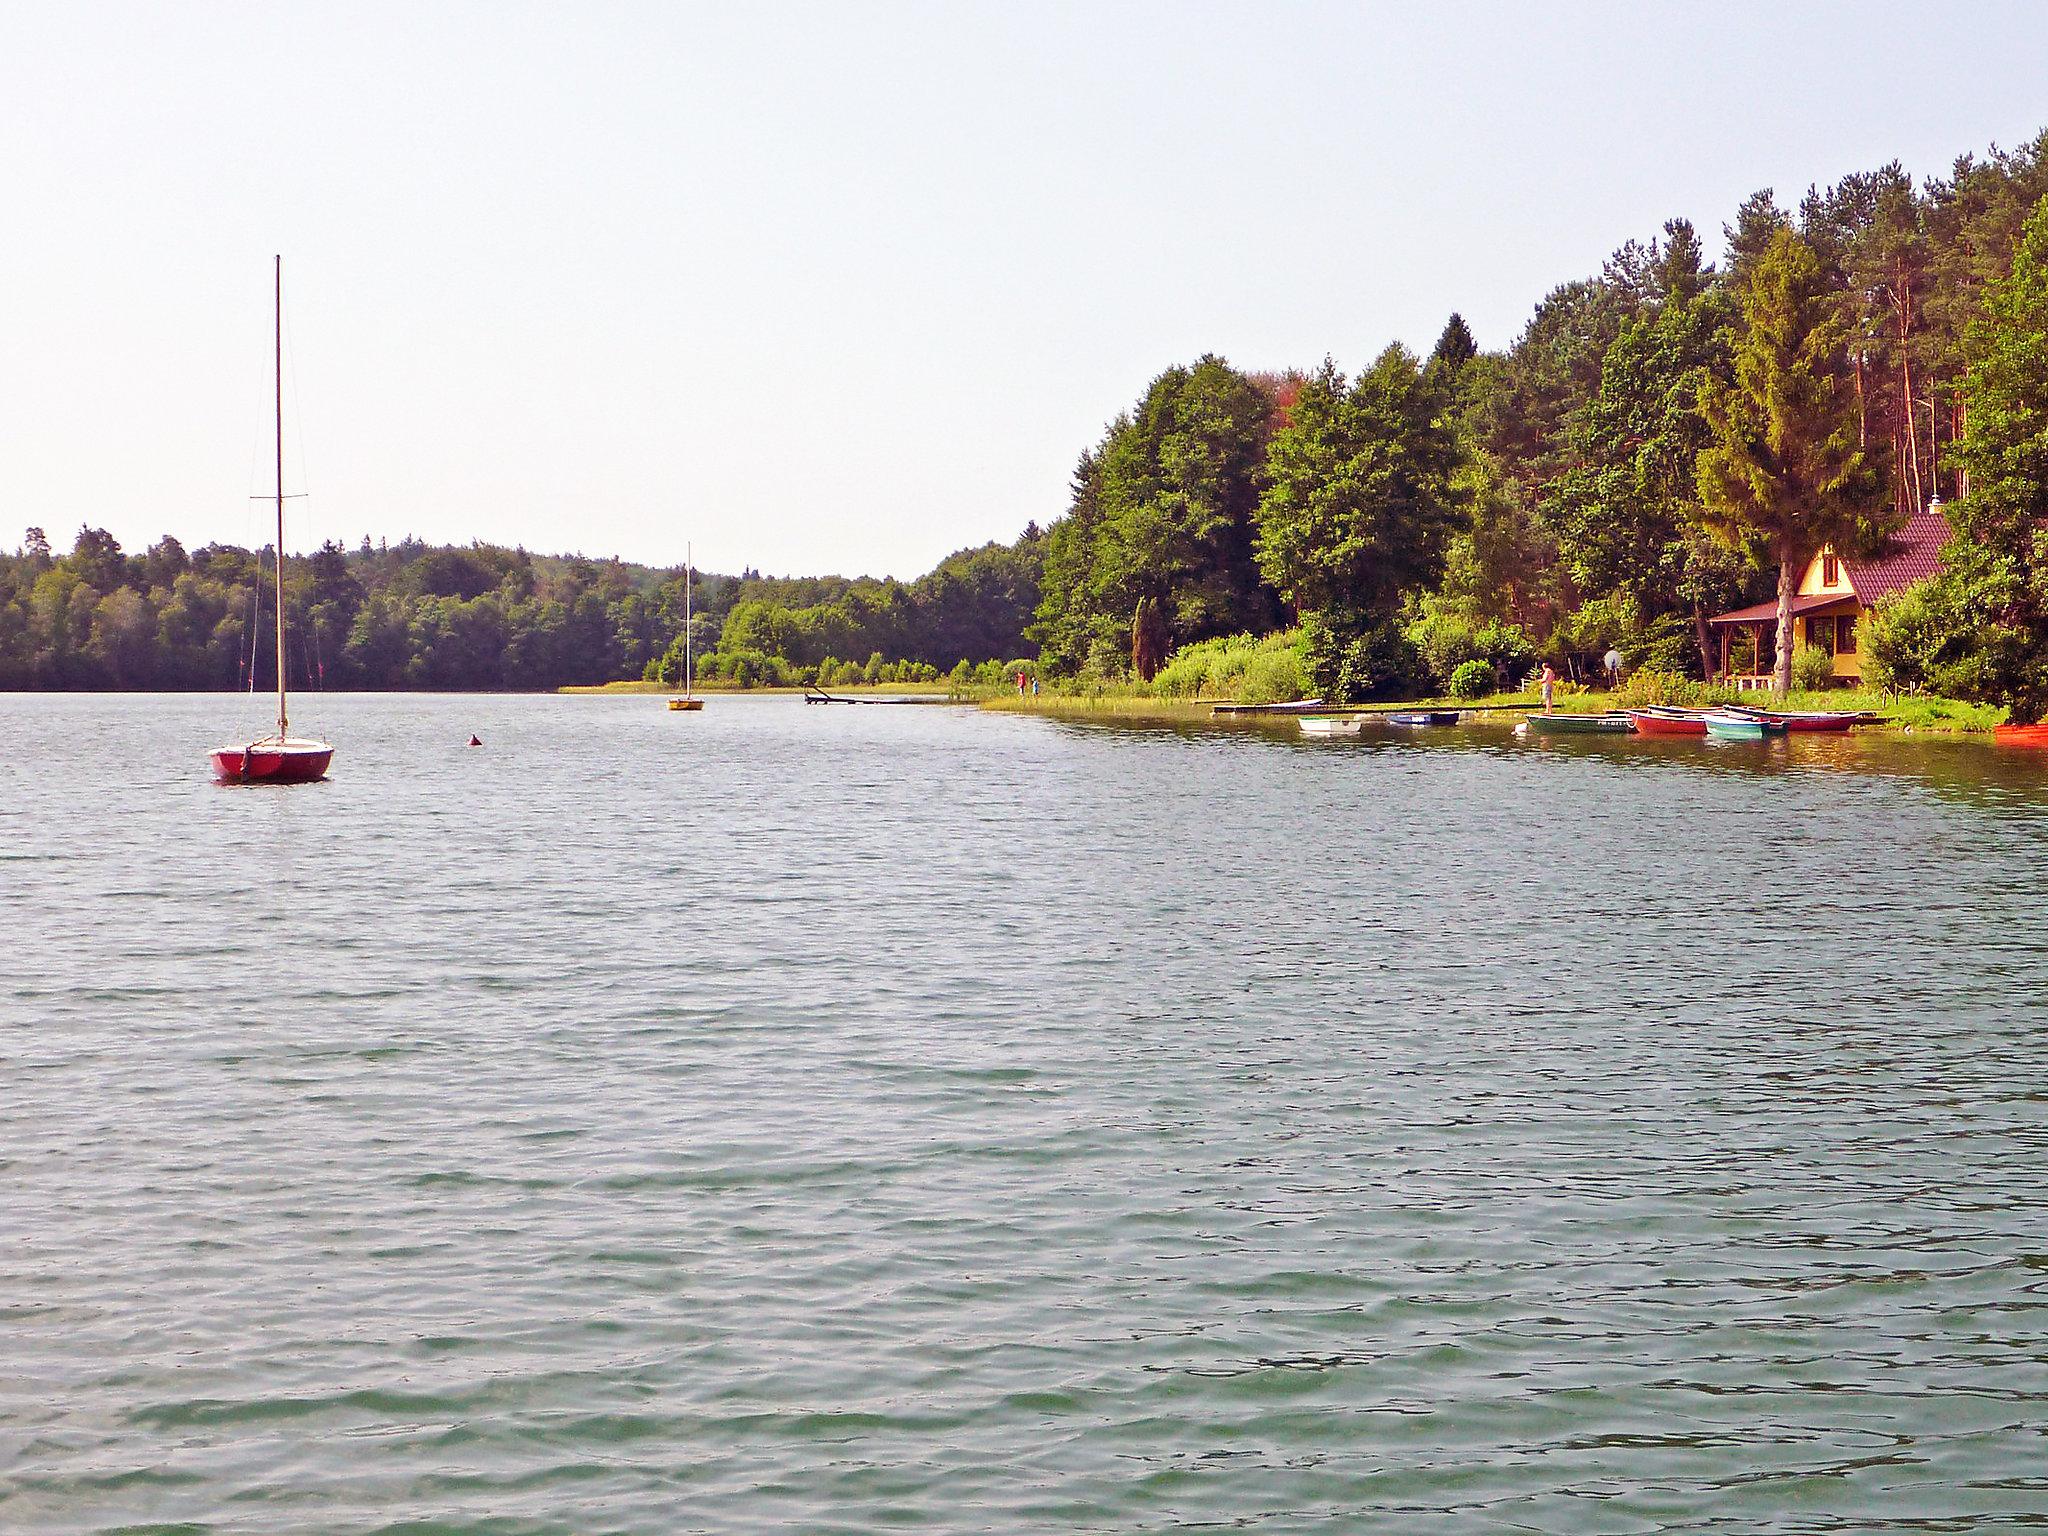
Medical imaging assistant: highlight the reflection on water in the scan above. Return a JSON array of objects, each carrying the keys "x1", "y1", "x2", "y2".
[
  {"x1": 1262, "y1": 711, "x2": 2048, "y2": 812},
  {"x1": 4, "y1": 692, "x2": 2047, "y2": 1534}
]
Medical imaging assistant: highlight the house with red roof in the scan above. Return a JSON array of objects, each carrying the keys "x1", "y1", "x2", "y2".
[{"x1": 1706, "y1": 511, "x2": 1951, "y2": 688}]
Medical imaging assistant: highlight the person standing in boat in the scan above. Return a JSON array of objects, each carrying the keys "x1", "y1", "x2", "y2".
[{"x1": 1540, "y1": 662, "x2": 1556, "y2": 713}]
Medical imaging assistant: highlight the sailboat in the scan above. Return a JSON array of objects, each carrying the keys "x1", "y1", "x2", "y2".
[
  {"x1": 668, "y1": 542, "x2": 703, "y2": 711},
  {"x1": 211, "y1": 256, "x2": 335, "y2": 784}
]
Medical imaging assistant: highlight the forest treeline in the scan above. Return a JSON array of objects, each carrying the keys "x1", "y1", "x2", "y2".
[
  {"x1": 1029, "y1": 130, "x2": 2048, "y2": 713},
  {"x1": 0, "y1": 530, "x2": 1042, "y2": 692},
  {"x1": 9, "y1": 127, "x2": 2048, "y2": 714}
]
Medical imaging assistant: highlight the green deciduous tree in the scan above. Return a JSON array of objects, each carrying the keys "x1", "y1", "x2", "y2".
[
  {"x1": 1255, "y1": 348, "x2": 1466, "y2": 699},
  {"x1": 1546, "y1": 220, "x2": 1753, "y2": 673},
  {"x1": 1031, "y1": 356, "x2": 1281, "y2": 674}
]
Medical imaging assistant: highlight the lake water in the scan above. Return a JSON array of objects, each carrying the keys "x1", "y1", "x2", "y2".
[{"x1": 5, "y1": 692, "x2": 2048, "y2": 1534}]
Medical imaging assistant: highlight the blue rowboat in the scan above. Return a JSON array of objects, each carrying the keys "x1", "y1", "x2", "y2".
[
  {"x1": 1702, "y1": 711, "x2": 1785, "y2": 740},
  {"x1": 1387, "y1": 710, "x2": 1461, "y2": 726}
]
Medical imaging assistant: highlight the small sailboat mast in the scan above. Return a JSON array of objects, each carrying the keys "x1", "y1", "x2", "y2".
[
  {"x1": 272, "y1": 254, "x2": 289, "y2": 743},
  {"x1": 668, "y1": 541, "x2": 704, "y2": 709},
  {"x1": 210, "y1": 253, "x2": 333, "y2": 782}
]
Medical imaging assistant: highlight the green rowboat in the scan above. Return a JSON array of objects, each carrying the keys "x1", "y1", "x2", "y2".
[{"x1": 1524, "y1": 711, "x2": 1635, "y2": 735}]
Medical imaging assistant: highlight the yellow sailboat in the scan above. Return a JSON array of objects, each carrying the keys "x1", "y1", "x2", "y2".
[{"x1": 669, "y1": 543, "x2": 703, "y2": 710}]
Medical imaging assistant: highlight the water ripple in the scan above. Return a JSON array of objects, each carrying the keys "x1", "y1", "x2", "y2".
[{"x1": 4, "y1": 693, "x2": 2048, "y2": 1532}]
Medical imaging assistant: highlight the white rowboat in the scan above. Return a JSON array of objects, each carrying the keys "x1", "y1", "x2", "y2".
[{"x1": 1297, "y1": 716, "x2": 1366, "y2": 738}]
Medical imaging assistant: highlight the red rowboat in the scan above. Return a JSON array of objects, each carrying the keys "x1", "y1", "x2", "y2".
[
  {"x1": 1995, "y1": 723, "x2": 2048, "y2": 749},
  {"x1": 1625, "y1": 708, "x2": 1708, "y2": 737},
  {"x1": 1727, "y1": 706, "x2": 1857, "y2": 733},
  {"x1": 211, "y1": 257, "x2": 334, "y2": 785}
]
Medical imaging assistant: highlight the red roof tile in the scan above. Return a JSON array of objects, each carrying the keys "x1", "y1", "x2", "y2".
[{"x1": 1843, "y1": 512, "x2": 1951, "y2": 604}]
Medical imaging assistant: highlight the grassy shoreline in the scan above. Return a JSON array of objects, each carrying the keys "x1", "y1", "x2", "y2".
[
  {"x1": 560, "y1": 680, "x2": 953, "y2": 697},
  {"x1": 967, "y1": 685, "x2": 2006, "y2": 734},
  {"x1": 566, "y1": 676, "x2": 2005, "y2": 733}
]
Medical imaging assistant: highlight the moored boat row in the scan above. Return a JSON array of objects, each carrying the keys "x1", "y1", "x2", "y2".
[
  {"x1": 1294, "y1": 701, "x2": 2048, "y2": 748},
  {"x1": 1298, "y1": 710, "x2": 1463, "y2": 736},
  {"x1": 1302, "y1": 701, "x2": 1872, "y2": 742},
  {"x1": 1512, "y1": 701, "x2": 1867, "y2": 743}
]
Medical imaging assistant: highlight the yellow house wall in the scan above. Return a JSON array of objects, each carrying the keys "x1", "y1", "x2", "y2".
[
  {"x1": 1727, "y1": 550, "x2": 1866, "y2": 681},
  {"x1": 1798, "y1": 548, "x2": 1857, "y2": 598},
  {"x1": 1796, "y1": 548, "x2": 1863, "y2": 678},
  {"x1": 1795, "y1": 610, "x2": 1864, "y2": 681}
]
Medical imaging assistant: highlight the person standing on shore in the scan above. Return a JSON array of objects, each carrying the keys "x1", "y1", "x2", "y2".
[{"x1": 1540, "y1": 662, "x2": 1556, "y2": 714}]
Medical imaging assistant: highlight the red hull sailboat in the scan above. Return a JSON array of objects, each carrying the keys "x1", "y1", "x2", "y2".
[
  {"x1": 213, "y1": 256, "x2": 334, "y2": 785},
  {"x1": 211, "y1": 738, "x2": 335, "y2": 784}
]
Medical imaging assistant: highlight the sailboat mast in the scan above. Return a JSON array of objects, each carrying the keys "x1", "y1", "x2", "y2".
[
  {"x1": 684, "y1": 543, "x2": 692, "y2": 698},
  {"x1": 273, "y1": 255, "x2": 289, "y2": 742}
]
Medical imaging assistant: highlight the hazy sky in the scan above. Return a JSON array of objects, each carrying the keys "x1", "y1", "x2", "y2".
[{"x1": 4, "y1": 2, "x2": 2045, "y2": 579}]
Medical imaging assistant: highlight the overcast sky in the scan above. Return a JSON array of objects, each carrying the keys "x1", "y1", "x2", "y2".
[{"x1": 4, "y1": 2, "x2": 2045, "y2": 579}]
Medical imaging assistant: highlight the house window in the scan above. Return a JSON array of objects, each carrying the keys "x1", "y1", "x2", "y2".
[
  {"x1": 1822, "y1": 552, "x2": 1840, "y2": 587},
  {"x1": 1836, "y1": 613, "x2": 1857, "y2": 655},
  {"x1": 1808, "y1": 615, "x2": 1835, "y2": 653}
]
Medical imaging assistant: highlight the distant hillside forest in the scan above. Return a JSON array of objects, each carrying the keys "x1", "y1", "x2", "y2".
[
  {"x1": 11, "y1": 127, "x2": 2048, "y2": 713},
  {"x1": 0, "y1": 531, "x2": 1043, "y2": 691}
]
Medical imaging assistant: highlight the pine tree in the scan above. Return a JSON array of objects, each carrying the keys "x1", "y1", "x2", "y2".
[
  {"x1": 1697, "y1": 228, "x2": 1890, "y2": 694},
  {"x1": 1949, "y1": 196, "x2": 2048, "y2": 721},
  {"x1": 1429, "y1": 313, "x2": 1478, "y2": 376}
]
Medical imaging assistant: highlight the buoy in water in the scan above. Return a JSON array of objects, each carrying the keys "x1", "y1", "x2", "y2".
[{"x1": 468, "y1": 735, "x2": 483, "y2": 747}]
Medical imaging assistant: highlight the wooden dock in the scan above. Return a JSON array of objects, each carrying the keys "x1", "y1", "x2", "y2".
[{"x1": 803, "y1": 686, "x2": 950, "y2": 706}]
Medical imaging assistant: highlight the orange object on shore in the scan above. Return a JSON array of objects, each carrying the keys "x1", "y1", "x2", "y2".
[{"x1": 1995, "y1": 723, "x2": 2048, "y2": 749}]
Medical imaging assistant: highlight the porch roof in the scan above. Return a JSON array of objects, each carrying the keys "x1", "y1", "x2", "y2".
[{"x1": 1706, "y1": 592, "x2": 1861, "y2": 628}]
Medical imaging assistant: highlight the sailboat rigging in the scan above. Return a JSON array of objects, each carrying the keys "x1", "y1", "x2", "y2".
[
  {"x1": 211, "y1": 256, "x2": 335, "y2": 783},
  {"x1": 668, "y1": 542, "x2": 703, "y2": 711}
]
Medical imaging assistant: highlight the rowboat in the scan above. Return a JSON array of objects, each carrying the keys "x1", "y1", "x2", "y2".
[
  {"x1": 1297, "y1": 715, "x2": 1365, "y2": 737},
  {"x1": 1994, "y1": 722, "x2": 2048, "y2": 749},
  {"x1": 1725, "y1": 705, "x2": 1856, "y2": 733},
  {"x1": 1386, "y1": 710, "x2": 1461, "y2": 726},
  {"x1": 1702, "y1": 711, "x2": 1786, "y2": 740},
  {"x1": 1524, "y1": 711, "x2": 1635, "y2": 734},
  {"x1": 1624, "y1": 707, "x2": 1709, "y2": 737}
]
